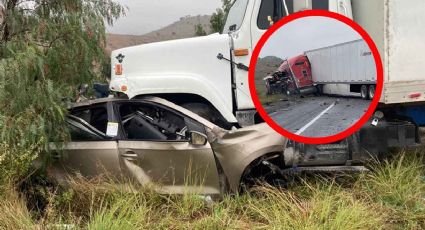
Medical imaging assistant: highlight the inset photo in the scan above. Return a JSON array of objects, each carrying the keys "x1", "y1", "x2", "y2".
[{"x1": 252, "y1": 15, "x2": 381, "y2": 140}]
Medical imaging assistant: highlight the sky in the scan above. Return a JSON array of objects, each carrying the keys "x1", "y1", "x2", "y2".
[
  {"x1": 107, "y1": 0, "x2": 222, "y2": 35},
  {"x1": 260, "y1": 16, "x2": 362, "y2": 59}
]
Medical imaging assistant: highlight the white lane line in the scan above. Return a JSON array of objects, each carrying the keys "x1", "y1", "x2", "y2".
[{"x1": 295, "y1": 102, "x2": 336, "y2": 135}]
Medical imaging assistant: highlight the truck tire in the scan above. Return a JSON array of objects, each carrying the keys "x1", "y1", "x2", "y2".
[
  {"x1": 181, "y1": 103, "x2": 232, "y2": 129},
  {"x1": 360, "y1": 85, "x2": 368, "y2": 100},
  {"x1": 316, "y1": 85, "x2": 323, "y2": 95},
  {"x1": 368, "y1": 85, "x2": 375, "y2": 100}
]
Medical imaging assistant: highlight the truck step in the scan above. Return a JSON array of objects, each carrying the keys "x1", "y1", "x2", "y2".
[
  {"x1": 290, "y1": 166, "x2": 369, "y2": 173},
  {"x1": 316, "y1": 144, "x2": 348, "y2": 151}
]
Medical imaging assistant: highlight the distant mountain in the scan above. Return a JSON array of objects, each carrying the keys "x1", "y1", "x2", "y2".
[
  {"x1": 106, "y1": 15, "x2": 211, "y2": 54},
  {"x1": 255, "y1": 56, "x2": 283, "y2": 83},
  {"x1": 254, "y1": 56, "x2": 283, "y2": 97}
]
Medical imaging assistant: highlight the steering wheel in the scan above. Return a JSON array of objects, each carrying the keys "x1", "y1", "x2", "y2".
[{"x1": 175, "y1": 126, "x2": 188, "y2": 140}]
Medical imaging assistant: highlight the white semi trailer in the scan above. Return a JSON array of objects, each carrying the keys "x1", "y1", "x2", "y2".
[
  {"x1": 305, "y1": 39, "x2": 377, "y2": 99},
  {"x1": 352, "y1": 0, "x2": 425, "y2": 105}
]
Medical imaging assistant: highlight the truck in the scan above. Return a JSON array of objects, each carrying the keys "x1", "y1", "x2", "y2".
[
  {"x1": 306, "y1": 39, "x2": 377, "y2": 99},
  {"x1": 271, "y1": 39, "x2": 377, "y2": 99},
  {"x1": 110, "y1": 0, "x2": 425, "y2": 165},
  {"x1": 110, "y1": 0, "x2": 354, "y2": 127},
  {"x1": 277, "y1": 55, "x2": 316, "y2": 95},
  {"x1": 264, "y1": 55, "x2": 315, "y2": 96}
]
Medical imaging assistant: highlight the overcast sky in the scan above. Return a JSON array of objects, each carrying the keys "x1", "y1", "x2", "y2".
[
  {"x1": 107, "y1": 0, "x2": 222, "y2": 35},
  {"x1": 260, "y1": 16, "x2": 361, "y2": 59}
]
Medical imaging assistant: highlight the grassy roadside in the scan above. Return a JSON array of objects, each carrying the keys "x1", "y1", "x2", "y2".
[
  {"x1": 256, "y1": 83, "x2": 284, "y2": 105},
  {"x1": 1, "y1": 151, "x2": 424, "y2": 230}
]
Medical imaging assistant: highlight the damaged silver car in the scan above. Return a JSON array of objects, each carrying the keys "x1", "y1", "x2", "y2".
[
  {"x1": 46, "y1": 97, "x2": 287, "y2": 195},
  {"x1": 46, "y1": 97, "x2": 368, "y2": 196}
]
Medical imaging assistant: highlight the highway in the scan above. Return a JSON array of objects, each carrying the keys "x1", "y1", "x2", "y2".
[{"x1": 269, "y1": 96, "x2": 371, "y2": 138}]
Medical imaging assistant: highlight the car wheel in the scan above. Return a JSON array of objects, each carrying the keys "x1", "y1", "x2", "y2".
[
  {"x1": 19, "y1": 173, "x2": 57, "y2": 218},
  {"x1": 368, "y1": 85, "x2": 376, "y2": 100},
  {"x1": 360, "y1": 85, "x2": 369, "y2": 100}
]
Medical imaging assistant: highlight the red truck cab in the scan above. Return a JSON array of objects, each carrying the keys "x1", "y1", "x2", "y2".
[{"x1": 278, "y1": 55, "x2": 315, "y2": 95}]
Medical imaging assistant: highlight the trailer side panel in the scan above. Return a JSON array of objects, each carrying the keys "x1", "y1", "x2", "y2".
[
  {"x1": 352, "y1": 0, "x2": 425, "y2": 104},
  {"x1": 306, "y1": 40, "x2": 376, "y2": 85}
]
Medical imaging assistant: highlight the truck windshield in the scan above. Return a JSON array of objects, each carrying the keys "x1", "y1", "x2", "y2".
[
  {"x1": 224, "y1": 0, "x2": 330, "y2": 33},
  {"x1": 258, "y1": 0, "x2": 329, "y2": 30},
  {"x1": 223, "y1": 0, "x2": 249, "y2": 34}
]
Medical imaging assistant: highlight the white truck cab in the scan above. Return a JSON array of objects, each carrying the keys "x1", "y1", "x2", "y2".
[{"x1": 110, "y1": 0, "x2": 352, "y2": 127}]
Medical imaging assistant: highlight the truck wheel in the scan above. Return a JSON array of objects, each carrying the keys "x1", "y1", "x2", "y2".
[
  {"x1": 181, "y1": 103, "x2": 232, "y2": 129},
  {"x1": 360, "y1": 85, "x2": 369, "y2": 100},
  {"x1": 368, "y1": 85, "x2": 376, "y2": 100},
  {"x1": 284, "y1": 88, "x2": 291, "y2": 96},
  {"x1": 316, "y1": 85, "x2": 323, "y2": 95}
]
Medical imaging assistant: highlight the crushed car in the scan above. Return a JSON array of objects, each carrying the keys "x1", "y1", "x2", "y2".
[
  {"x1": 44, "y1": 97, "x2": 286, "y2": 196},
  {"x1": 43, "y1": 97, "x2": 369, "y2": 196}
]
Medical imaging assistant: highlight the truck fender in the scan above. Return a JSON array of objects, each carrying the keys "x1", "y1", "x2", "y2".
[{"x1": 124, "y1": 74, "x2": 238, "y2": 123}]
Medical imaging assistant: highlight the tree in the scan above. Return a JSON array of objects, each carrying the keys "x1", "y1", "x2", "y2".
[
  {"x1": 0, "y1": 0, "x2": 124, "y2": 185},
  {"x1": 194, "y1": 23, "x2": 207, "y2": 36},
  {"x1": 210, "y1": 0, "x2": 234, "y2": 33}
]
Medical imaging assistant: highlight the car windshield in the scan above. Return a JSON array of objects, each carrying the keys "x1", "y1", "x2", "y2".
[{"x1": 223, "y1": 0, "x2": 249, "y2": 34}]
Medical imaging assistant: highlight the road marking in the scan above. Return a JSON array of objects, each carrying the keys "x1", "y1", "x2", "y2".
[{"x1": 295, "y1": 102, "x2": 336, "y2": 135}]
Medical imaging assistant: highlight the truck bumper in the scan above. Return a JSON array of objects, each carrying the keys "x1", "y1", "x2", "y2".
[{"x1": 352, "y1": 119, "x2": 418, "y2": 161}]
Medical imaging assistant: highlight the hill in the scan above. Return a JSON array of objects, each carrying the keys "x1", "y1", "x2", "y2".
[
  {"x1": 255, "y1": 56, "x2": 283, "y2": 95},
  {"x1": 106, "y1": 15, "x2": 212, "y2": 54}
]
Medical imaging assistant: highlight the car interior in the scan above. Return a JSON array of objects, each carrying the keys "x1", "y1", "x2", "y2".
[
  {"x1": 119, "y1": 103, "x2": 189, "y2": 141},
  {"x1": 68, "y1": 106, "x2": 109, "y2": 141},
  {"x1": 71, "y1": 106, "x2": 108, "y2": 133}
]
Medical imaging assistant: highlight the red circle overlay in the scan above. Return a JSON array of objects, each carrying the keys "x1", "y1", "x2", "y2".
[{"x1": 249, "y1": 10, "x2": 384, "y2": 145}]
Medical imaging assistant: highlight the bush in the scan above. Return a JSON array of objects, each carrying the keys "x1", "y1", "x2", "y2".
[{"x1": 0, "y1": 0, "x2": 124, "y2": 187}]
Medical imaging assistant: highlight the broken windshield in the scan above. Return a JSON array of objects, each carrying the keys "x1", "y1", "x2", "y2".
[{"x1": 223, "y1": 0, "x2": 249, "y2": 34}]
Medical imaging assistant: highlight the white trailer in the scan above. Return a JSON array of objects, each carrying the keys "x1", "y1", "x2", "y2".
[
  {"x1": 352, "y1": 0, "x2": 425, "y2": 104},
  {"x1": 305, "y1": 39, "x2": 376, "y2": 99}
]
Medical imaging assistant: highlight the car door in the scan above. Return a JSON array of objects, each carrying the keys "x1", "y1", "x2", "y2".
[
  {"x1": 50, "y1": 103, "x2": 122, "y2": 183},
  {"x1": 116, "y1": 101, "x2": 221, "y2": 195}
]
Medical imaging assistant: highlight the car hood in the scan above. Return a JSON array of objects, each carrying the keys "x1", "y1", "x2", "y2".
[{"x1": 209, "y1": 123, "x2": 287, "y2": 191}]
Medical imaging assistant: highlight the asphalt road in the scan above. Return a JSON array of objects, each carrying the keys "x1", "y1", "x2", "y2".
[{"x1": 269, "y1": 96, "x2": 371, "y2": 138}]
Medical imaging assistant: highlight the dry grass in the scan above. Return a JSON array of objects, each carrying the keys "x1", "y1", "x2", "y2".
[
  {"x1": 0, "y1": 185, "x2": 36, "y2": 229},
  {"x1": 0, "y1": 151, "x2": 424, "y2": 229}
]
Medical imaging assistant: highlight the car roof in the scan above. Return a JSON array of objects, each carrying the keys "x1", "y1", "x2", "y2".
[
  {"x1": 70, "y1": 97, "x2": 219, "y2": 131},
  {"x1": 70, "y1": 97, "x2": 127, "y2": 107}
]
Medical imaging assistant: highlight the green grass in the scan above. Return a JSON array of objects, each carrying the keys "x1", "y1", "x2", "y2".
[
  {"x1": 256, "y1": 83, "x2": 284, "y2": 105},
  {"x1": 259, "y1": 94, "x2": 283, "y2": 105},
  {"x1": 0, "y1": 151, "x2": 424, "y2": 229}
]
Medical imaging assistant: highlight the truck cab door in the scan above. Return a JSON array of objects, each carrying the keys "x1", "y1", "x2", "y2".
[
  {"x1": 230, "y1": 0, "x2": 352, "y2": 112},
  {"x1": 116, "y1": 102, "x2": 221, "y2": 195},
  {"x1": 251, "y1": 0, "x2": 352, "y2": 49}
]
